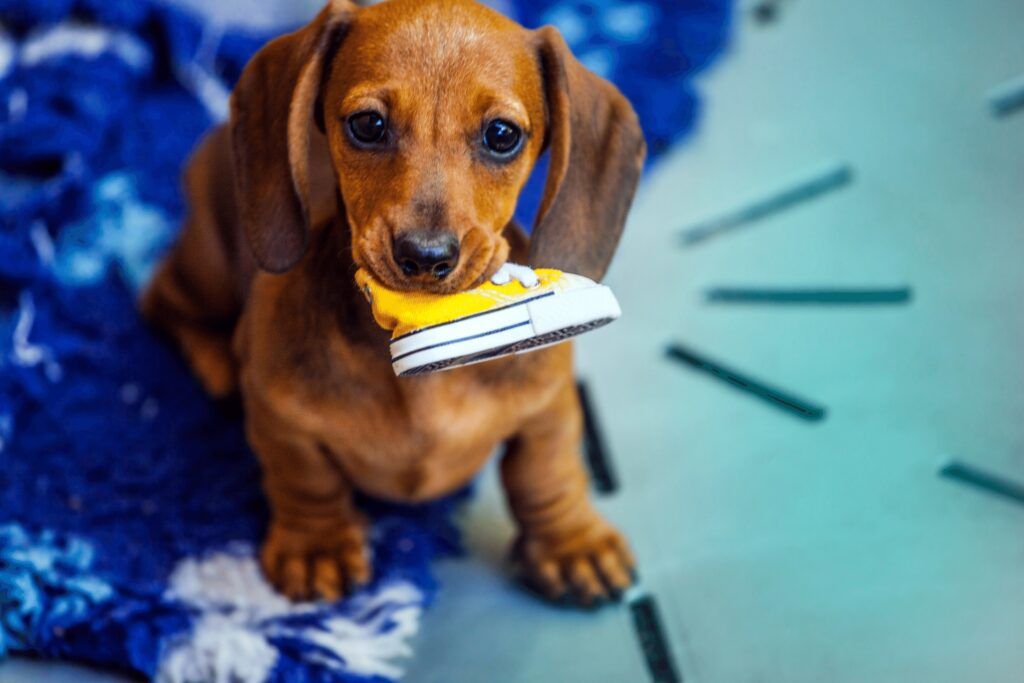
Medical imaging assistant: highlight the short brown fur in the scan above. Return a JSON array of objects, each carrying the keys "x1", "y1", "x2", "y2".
[{"x1": 141, "y1": 0, "x2": 645, "y2": 605}]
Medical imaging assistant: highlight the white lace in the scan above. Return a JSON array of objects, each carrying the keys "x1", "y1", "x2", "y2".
[{"x1": 490, "y1": 262, "x2": 540, "y2": 288}]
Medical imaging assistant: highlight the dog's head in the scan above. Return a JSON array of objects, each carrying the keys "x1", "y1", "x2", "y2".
[{"x1": 231, "y1": 0, "x2": 645, "y2": 293}]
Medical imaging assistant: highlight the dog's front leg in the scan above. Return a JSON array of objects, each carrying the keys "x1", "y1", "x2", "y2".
[
  {"x1": 245, "y1": 396, "x2": 370, "y2": 601},
  {"x1": 502, "y1": 380, "x2": 635, "y2": 606}
]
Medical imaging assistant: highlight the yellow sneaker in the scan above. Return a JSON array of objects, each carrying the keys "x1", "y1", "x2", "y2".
[{"x1": 355, "y1": 263, "x2": 621, "y2": 376}]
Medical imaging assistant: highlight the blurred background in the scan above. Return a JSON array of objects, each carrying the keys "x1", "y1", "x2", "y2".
[{"x1": 2, "y1": 0, "x2": 1024, "y2": 682}]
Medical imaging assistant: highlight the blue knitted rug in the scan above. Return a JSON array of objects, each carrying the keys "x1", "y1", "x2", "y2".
[{"x1": 0, "y1": 1, "x2": 731, "y2": 680}]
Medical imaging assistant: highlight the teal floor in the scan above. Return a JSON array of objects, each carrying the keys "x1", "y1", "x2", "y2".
[{"x1": 4, "y1": 0, "x2": 1024, "y2": 681}]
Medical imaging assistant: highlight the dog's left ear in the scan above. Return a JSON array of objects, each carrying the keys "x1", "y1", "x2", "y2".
[
  {"x1": 230, "y1": 0, "x2": 357, "y2": 273},
  {"x1": 530, "y1": 26, "x2": 646, "y2": 282}
]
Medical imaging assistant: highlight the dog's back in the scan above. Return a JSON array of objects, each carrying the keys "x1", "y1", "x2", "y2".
[{"x1": 140, "y1": 110, "x2": 342, "y2": 397}]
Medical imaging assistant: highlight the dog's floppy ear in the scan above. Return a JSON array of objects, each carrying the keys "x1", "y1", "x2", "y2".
[
  {"x1": 530, "y1": 26, "x2": 646, "y2": 281},
  {"x1": 230, "y1": 1, "x2": 357, "y2": 273}
]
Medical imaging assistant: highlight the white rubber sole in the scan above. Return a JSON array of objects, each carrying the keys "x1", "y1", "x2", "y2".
[{"x1": 390, "y1": 284, "x2": 621, "y2": 376}]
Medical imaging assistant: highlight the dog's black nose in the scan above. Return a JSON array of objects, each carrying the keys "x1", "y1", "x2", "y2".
[{"x1": 393, "y1": 231, "x2": 460, "y2": 279}]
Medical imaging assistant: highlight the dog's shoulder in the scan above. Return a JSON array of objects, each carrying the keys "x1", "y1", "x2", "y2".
[{"x1": 236, "y1": 221, "x2": 393, "y2": 397}]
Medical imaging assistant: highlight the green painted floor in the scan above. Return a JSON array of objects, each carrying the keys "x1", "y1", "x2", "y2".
[{"x1": 4, "y1": 0, "x2": 1024, "y2": 681}]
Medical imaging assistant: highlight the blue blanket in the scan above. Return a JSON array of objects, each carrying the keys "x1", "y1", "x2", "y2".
[{"x1": 0, "y1": 1, "x2": 731, "y2": 680}]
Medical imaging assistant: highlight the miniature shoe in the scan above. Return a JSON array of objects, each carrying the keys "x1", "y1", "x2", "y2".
[{"x1": 355, "y1": 263, "x2": 621, "y2": 376}]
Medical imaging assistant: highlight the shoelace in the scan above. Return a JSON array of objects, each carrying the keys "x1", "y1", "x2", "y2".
[{"x1": 489, "y1": 262, "x2": 540, "y2": 288}]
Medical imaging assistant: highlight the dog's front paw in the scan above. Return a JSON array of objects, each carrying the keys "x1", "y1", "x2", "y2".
[
  {"x1": 513, "y1": 516, "x2": 636, "y2": 607},
  {"x1": 260, "y1": 520, "x2": 371, "y2": 602}
]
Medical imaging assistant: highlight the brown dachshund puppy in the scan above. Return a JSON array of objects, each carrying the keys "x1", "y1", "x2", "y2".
[{"x1": 141, "y1": 0, "x2": 645, "y2": 606}]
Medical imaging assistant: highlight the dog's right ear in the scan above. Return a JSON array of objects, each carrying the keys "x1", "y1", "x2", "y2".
[{"x1": 230, "y1": 1, "x2": 357, "y2": 273}]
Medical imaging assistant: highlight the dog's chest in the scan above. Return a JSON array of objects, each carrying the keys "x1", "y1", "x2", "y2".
[{"x1": 322, "y1": 350, "x2": 562, "y2": 501}]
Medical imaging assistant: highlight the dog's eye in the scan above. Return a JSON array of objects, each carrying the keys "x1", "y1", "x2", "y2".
[
  {"x1": 348, "y1": 111, "x2": 387, "y2": 145},
  {"x1": 482, "y1": 119, "x2": 522, "y2": 157}
]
